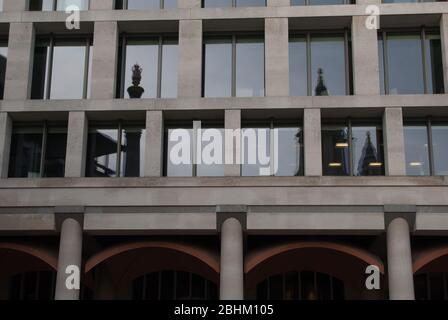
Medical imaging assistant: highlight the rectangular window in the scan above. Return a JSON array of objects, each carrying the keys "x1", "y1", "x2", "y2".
[
  {"x1": 202, "y1": 0, "x2": 265, "y2": 7},
  {"x1": 383, "y1": 0, "x2": 446, "y2": 3},
  {"x1": 29, "y1": 0, "x2": 89, "y2": 10},
  {"x1": 117, "y1": 35, "x2": 178, "y2": 99},
  {"x1": 0, "y1": 0, "x2": 3, "y2": 11},
  {"x1": 164, "y1": 121, "x2": 225, "y2": 177},
  {"x1": 241, "y1": 120, "x2": 304, "y2": 177},
  {"x1": 86, "y1": 122, "x2": 145, "y2": 177},
  {"x1": 31, "y1": 36, "x2": 93, "y2": 100},
  {"x1": 8, "y1": 123, "x2": 67, "y2": 178},
  {"x1": 0, "y1": 39, "x2": 8, "y2": 99},
  {"x1": 379, "y1": 29, "x2": 444, "y2": 94},
  {"x1": 289, "y1": 32, "x2": 352, "y2": 96},
  {"x1": 291, "y1": 0, "x2": 354, "y2": 4},
  {"x1": 203, "y1": 35, "x2": 264, "y2": 97},
  {"x1": 116, "y1": 0, "x2": 177, "y2": 9},
  {"x1": 322, "y1": 120, "x2": 384, "y2": 176}
]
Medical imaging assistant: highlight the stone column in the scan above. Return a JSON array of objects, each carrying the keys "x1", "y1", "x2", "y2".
[
  {"x1": 55, "y1": 218, "x2": 83, "y2": 300},
  {"x1": 220, "y1": 218, "x2": 244, "y2": 300},
  {"x1": 0, "y1": 113, "x2": 12, "y2": 178},
  {"x1": 3, "y1": 23, "x2": 35, "y2": 100},
  {"x1": 178, "y1": 0, "x2": 201, "y2": 8},
  {"x1": 440, "y1": 14, "x2": 448, "y2": 94},
  {"x1": 144, "y1": 110, "x2": 164, "y2": 177},
  {"x1": 265, "y1": 18, "x2": 289, "y2": 97},
  {"x1": 383, "y1": 108, "x2": 406, "y2": 176},
  {"x1": 90, "y1": 0, "x2": 115, "y2": 10},
  {"x1": 90, "y1": 21, "x2": 119, "y2": 99},
  {"x1": 178, "y1": 20, "x2": 202, "y2": 98},
  {"x1": 351, "y1": 16, "x2": 380, "y2": 95},
  {"x1": 224, "y1": 109, "x2": 241, "y2": 177},
  {"x1": 3, "y1": 0, "x2": 28, "y2": 11},
  {"x1": 387, "y1": 217, "x2": 415, "y2": 300},
  {"x1": 304, "y1": 108, "x2": 322, "y2": 176},
  {"x1": 65, "y1": 112, "x2": 88, "y2": 177}
]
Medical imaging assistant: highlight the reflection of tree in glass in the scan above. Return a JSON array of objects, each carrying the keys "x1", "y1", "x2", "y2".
[
  {"x1": 314, "y1": 68, "x2": 328, "y2": 96},
  {"x1": 357, "y1": 131, "x2": 379, "y2": 176},
  {"x1": 127, "y1": 63, "x2": 145, "y2": 99}
]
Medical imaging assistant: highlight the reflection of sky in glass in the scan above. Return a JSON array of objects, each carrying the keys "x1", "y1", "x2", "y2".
[
  {"x1": 127, "y1": 0, "x2": 160, "y2": 9},
  {"x1": 236, "y1": 39, "x2": 264, "y2": 97},
  {"x1": 308, "y1": 0, "x2": 344, "y2": 4},
  {"x1": 425, "y1": 34, "x2": 444, "y2": 94},
  {"x1": 276, "y1": 127, "x2": 302, "y2": 176},
  {"x1": 161, "y1": 43, "x2": 178, "y2": 98},
  {"x1": 56, "y1": 0, "x2": 89, "y2": 10},
  {"x1": 0, "y1": 0, "x2": 3, "y2": 11},
  {"x1": 204, "y1": 40, "x2": 232, "y2": 97},
  {"x1": 404, "y1": 125, "x2": 430, "y2": 176},
  {"x1": 378, "y1": 39, "x2": 385, "y2": 95},
  {"x1": 166, "y1": 128, "x2": 193, "y2": 177},
  {"x1": 432, "y1": 125, "x2": 448, "y2": 175},
  {"x1": 242, "y1": 128, "x2": 270, "y2": 176},
  {"x1": 236, "y1": 0, "x2": 265, "y2": 6},
  {"x1": 197, "y1": 128, "x2": 225, "y2": 177},
  {"x1": 203, "y1": 0, "x2": 232, "y2": 6},
  {"x1": 289, "y1": 39, "x2": 307, "y2": 96}
]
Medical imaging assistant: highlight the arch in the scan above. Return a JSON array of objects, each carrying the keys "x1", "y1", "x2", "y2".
[
  {"x1": 85, "y1": 241, "x2": 219, "y2": 274},
  {"x1": 0, "y1": 242, "x2": 58, "y2": 270},
  {"x1": 245, "y1": 241, "x2": 384, "y2": 274},
  {"x1": 413, "y1": 246, "x2": 448, "y2": 273}
]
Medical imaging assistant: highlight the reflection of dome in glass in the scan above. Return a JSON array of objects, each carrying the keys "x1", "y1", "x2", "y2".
[{"x1": 314, "y1": 68, "x2": 328, "y2": 96}]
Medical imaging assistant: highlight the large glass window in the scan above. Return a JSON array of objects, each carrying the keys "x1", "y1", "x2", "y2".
[
  {"x1": 291, "y1": 0, "x2": 353, "y2": 4},
  {"x1": 115, "y1": 0, "x2": 177, "y2": 9},
  {"x1": 322, "y1": 120, "x2": 384, "y2": 176},
  {"x1": 86, "y1": 122, "x2": 146, "y2": 177},
  {"x1": 8, "y1": 123, "x2": 67, "y2": 178},
  {"x1": 241, "y1": 120, "x2": 304, "y2": 177},
  {"x1": 379, "y1": 29, "x2": 444, "y2": 94},
  {"x1": 203, "y1": 0, "x2": 265, "y2": 7},
  {"x1": 290, "y1": 32, "x2": 352, "y2": 96},
  {"x1": 0, "y1": 40, "x2": 8, "y2": 99},
  {"x1": 31, "y1": 37, "x2": 92, "y2": 100},
  {"x1": 29, "y1": 0, "x2": 89, "y2": 11},
  {"x1": 164, "y1": 120, "x2": 225, "y2": 177},
  {"x1": 383, "y1": 0, "x2": 446, "y2": 3},
  {"x1": 117, "y1": 35, "x2": 178, "y2": 99},
  {"x1": 404, "y1": 119, "x2": 448, "y2": 176},
  {"x1": 203, "y1": 35, "x2": 264, "y2": 97}
]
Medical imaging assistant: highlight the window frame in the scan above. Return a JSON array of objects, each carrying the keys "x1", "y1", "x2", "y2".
[
  {"x1": 117, "y1": 0, "x2": 169, "y2": 9},
  {"x1": 201, "y1": 0, "x2": 267, "y2": 8},
  {"x1": 291, "y1": 0, "x2": 353, "y2": 5},
  {"x1": 29, "y1": 0, "x2": 90, "y2": 11}
]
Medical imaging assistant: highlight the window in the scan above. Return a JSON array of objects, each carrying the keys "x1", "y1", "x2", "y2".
[
  {"x1": 8, "y1": 271, "x2": 55, "y2": 300},
  {"x1": 86, "y1": 122, "x2": 145, "y2": 177},
  {"x1": 291, "y1": 0, "x2": 353, "y2": 5},
  {"x1": 31, "y1": 36, "x2": 93, "y2": 100},
  {"x1": 202, "y1": 0, "x2": 265, "y2": 7},
  {"x1": 0, "y1": 39, "x2": 8, "y2": 99},
  {"x1": 117, "y1": 35, "x2": 178, "y2": 99},
  {"x1": 132, "y1": 271, "x2": 218, "y2": 300},
  {"x1": 8, "y1": 123, "x2": 67, "y2": 178},
  {"x1": 0, "y1": 0, "x2": 3, "y2": 11},
  {"x1": 404, "y1": 119, "x2": 448, "y2": 176},
  {"x1": 383, "y1": 0, "x2": 446, "y2": 3},
  {"x1": 322, "y1": 119, "x2": 384, "y2": 176},
  {"x1": 203, "y1": 35, "x2": 264, "y2": 97},
  {"x1": 29, "y1": 0, "x2": 89, "y2": 11},
  {"x1": 115, "y1": 0, "x2": 177, "y2": 9},
  {"x1": 289, "y1": 32, "x2": 352, "y2": 96},
  {"x1": 256, "y1": 271, "x2": 345, "y2": 300},
  {"x1": 164, "y1": 120, "x2": 225, "y2": 177},
  {"x1": 379, "y1": 29, "x2": 444, "y2": 94},
  {"x1": 241, "y1": 120, "x2": 304, "y2": 176},
  {"x1": 415, "y1": 272, "x2": 448, "y2": 300}
]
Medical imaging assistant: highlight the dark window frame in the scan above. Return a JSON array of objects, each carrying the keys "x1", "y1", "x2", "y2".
[
  {"x1": 29, "y1": 0, "x2": 90, "y2": 11},
  {"x1": 116, "y1": 0, "x2": 171, "y2": 9}
]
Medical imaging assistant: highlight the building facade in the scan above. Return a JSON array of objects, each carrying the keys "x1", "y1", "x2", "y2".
[{"x1": 0, "y1": 0, "x2": 448, "y2": 300}]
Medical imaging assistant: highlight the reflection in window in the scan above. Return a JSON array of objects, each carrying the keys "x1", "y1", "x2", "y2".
[
  {"x1": 379, "y1": 30, "x2": 444, "y2": 94},
  {"x1": 0, "y1": 0, "x2": 3, "y2": 11},
  {"x1": 203, "y1": 36, "x2": 264, "y2": 97},
  {"x1": 29, "y1": 0, "x2": 89, "y2": 11},
  {"x1": 0, "y1": 40, "x2": 7, "y2": 99},
  {"x1": 383, "y1": 0, "x2": 446, "y2": 3},
  {"x1": 256, "y1": 271, "x2": 345, "y2": 300},
  {"x1": 431, "y1": 124, "x2": 448, "y2": 175},
  {"x1": 322, "y1": 120, "x2": 384, "y2": 176},
  {"x1": 415, "y1": 272, "x2": 448, "y2": 300},
  {"x1": 31, "y1": 37, "x2": 92, "y2": 100},
  {"x1": 115, "y1": 0, "x2": 177, "y2": 9},
  {"x1": 290, "y1": 32, "x2": 352, "y2": 96},
  {"x1": 86, "y1": 122, "x2": 145, "y2": 177},
  {"x1": 164, "y1": 120, "x2": 225, "y2": 177},
  {"x1": 242, "y1": 120, "x2": 304, "y2": 176},
  {"x1": 8, "y1": 123, "x2": 67, "y2": 178},
  {"x1": 132, "y1": 271, "x2": 218, "y2": 300},
  {"x1": 292, "y1": 0, "x2": 354, "y2": 4},
  {"x1": 117, "y1": 35, "x2": 178, "y2": 99},
  {"x1": 203, "y1": 0, "x2": 265, "y2": 7}
]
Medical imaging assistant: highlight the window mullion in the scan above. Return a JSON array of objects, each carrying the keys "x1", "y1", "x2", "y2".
[
  {"x1": 232, "y1": 35, "x2": 237, "y2": 97},
  {"x1": 382, "y1": 31, "x2": 389, "y2": 95},
  {"x1": 421, "y1": 27, "x2": 429, "y2": 94},
  {"x1": 192, "y1": 120, "x2": 201, "y2": 177},
  {"x1": 270, "y1": 120, "x2": 275, "y2": 176},
  {"x1": 348, "y1": 118, "x2": 353, "y2": 176},
  {"x1": 46, "y1": 36, "x2": 55, "y2": 100},
  {"x1": 306, "y1": 33, "x2": 312, "y2": 96},
  {"x1": 157, "y1": 37, "x2": 163, "y2": 98},
  {"x1": 82, "y1": 38, "x2": 90, "y2": 99},
  {"x1": 344, "y1": 29, "x2": 350, "y2": 95},
  {"x1": 116, "y1": 122, "x2": 123, "y2": 177},
  {"x1": 39, "y1": 122, "x2": 48, "y2": 178},
  {"x1": 427, "y1": 117, "x2": 435, "y2": 176}
]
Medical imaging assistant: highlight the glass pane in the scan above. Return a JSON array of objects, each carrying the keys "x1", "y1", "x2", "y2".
[
  {"x1": 386, "y1": 34, "x2": 424, "y2": 94},
  {"x1": 0, "y1": 46, "x2": 7, "y2": 99},
  {"x1": 161, "y1": 41, "x2": 178, "y2": 98},
  {"x1": 120, "y1": 127, "x2": 145, "y2": 177},
  {"x1": 425, "y1": 34, "x2": 444, "y2": 94},
  {"x1": 242, "y1": 127, "x2": 270, "y2": 176},
  {"x1": 8, "y1": 127, "x2": 43, "y2": 178},
  {"x1": 197, "y1": 128, "x2": 225, "y2": 177},
  {"x1": 203, "y1": 0, "x2": 232, "y2": 7},
  {"x1": 322, "y1": 125, "x2": 350, "y2": 176},
  {"x1": 163, "y1": 0, "x2": 177, "y2": 8},
  {"x1": 127, "y1": 0, "x2": 160, "y2": 9},
  {"x1": 86, "y1": 128, "x2": 119, "y2": 177},
  {"x1": 276, "y1": 127, "x2": 303, "y2": 176},
  {"x1": 56, "y1": 0, "x2": 89, "y2": 10},
  {"x1": 236, "y1": 38, "x2": 264, "y2": 97},
  {"x1": 291, "y1": 0, "x2": 306, "y2": 5},
  {"x1": 236, "y1": 0, "x2": 265, "y2": 6},
  {"x1": 383, "y1": 0, "x2": 419, "y2": 2},
  {"x1": 351, "y1": 126, "x2": 384, "y2": 176},
  {"x1": 289, "y1": 38, "x2": 307, "y2": 96},
  {"x1": 204, "y1": 39, "x2": 232, "y2": 97},
  {"x1": 378, "y1": 39, "x2": 385, "y2": 95},
  {"x1": 87, "y1": 43, "x2": 93, "y2": 98},
  {"x1": 404, "y1": 125, "x2": 430, "y2": 176},
  {"x1": 309, "y1": 0, "x2": 344, "y2": 4},
  {"x1": 124, "y1": 39, "x2": 158, "y2": 98},
  {"x1": 50, "y1": 43, "x2": 87, "y2": 99},
  {"x1": 431, "y1": 125, "x2": 448, "y2": 175},
  {"x1": 30, "y1": 0, "x2": 55, "y2": 10},
  {"x1": 311, "y1": 36, "x2": 346, "y2": 96},
  {"x1": 31, "y1": 43, "x2": 50, "y2": 99},
  {"x1": 0, "y1": 0, "x2": 3, "y2": 11},
  {"x1": 44, "y1": 128, "x2": 67, "y2": 177},
  {"x1": 166, "y1": 128, "x2": 193, "y2": 176}
]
